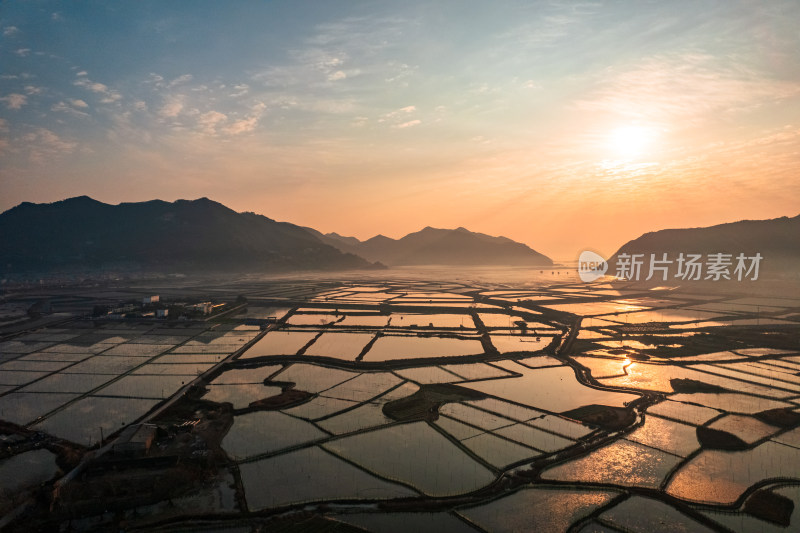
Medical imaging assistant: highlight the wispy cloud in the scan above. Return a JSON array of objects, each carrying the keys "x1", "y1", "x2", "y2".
[
  {"x1": 197, "y1": 110, "x2": 227, "y2": 135},
  {"x1": 248, "y1": 14, "x2": 415, "y2": 125},
  {"x1": 395, "y1": 119, "x2": 421, "y2": 129},
  {"x1": 146, "y1": 73, "x2": 164, "y2": 85},
  {"x1": 158, "y1": 94, "x2": 185, "y2": 119},
  {"x1": 379, "y1": 105, "x2": 419, "y2": 128},
  {"x1": 222, "y1": 102, "x2": 266, "y2": 135},
  {"x1": 21, "y1": 128, "x2": 78, "y2": 163},
  {"x1": 1, "y1": 93, "x2": 27, "y2": 109},
  {"x1": 495, "y1": 2, "x2": 598, "y2": 54},
  {"x1": 384, "y1": 105, "x2": 416, "y2": 117},
  {"x1": 100, "y1": 92, "x2": 122, "y2": 104},
  {"x1": 574, "y1": 53, "x2": 800, "y2": 124},
  {"x1": 74, "y1": 76, "x2": 122, "y2": 103},
  {"x1": 167, "y1": 74, "x2": 193, "y2": 88},
  {"x1": 51, "y1": 101, "x2": 89, "y2": 117},
  {"x1": 222, "y1": 116, "x2": 258, "y2": 135},
  {"x1": 256, "y1": 48, "x2": 351, "y2": 89},
  {"x1": 3, "y1": 26, "x2": 19, "y2": 37},
  {"x1": 229, "y1": 84, "x2": 249, "y2": 97}
]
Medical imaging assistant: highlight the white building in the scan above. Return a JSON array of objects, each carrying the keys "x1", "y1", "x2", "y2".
[{"x1": 189, "y1": 302, "x2": 212, "y2": 315}]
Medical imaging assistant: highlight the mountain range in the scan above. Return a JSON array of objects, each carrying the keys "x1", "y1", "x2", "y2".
[
  {"x1": 0, "y1": 196, "x2": 373, "y2": 274},
  {"x1": 3, "y1": 196, "x2": 796, "y2": 278},
  {"x1": 0, "y1": 197, "x2": 552, "y2": 274},
  {"x1": 305, "y1": 226, "x2": 553, "y2": 266}
]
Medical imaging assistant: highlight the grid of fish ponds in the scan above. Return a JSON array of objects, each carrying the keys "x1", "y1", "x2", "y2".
[
  {"x1": 0, "y1": 321, "x2": 264, "y2": 445},
  {"x1": 210, "y1": 358, "x2": 617, "y2": 509},
  {"x1": 2, "y1": 280, "x2": 800, "y2": 531},
  {"x1": 211, "y1": 282, "x2": 800, "y2": 529}
]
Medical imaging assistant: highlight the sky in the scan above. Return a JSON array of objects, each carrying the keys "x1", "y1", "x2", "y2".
[{"x1": 1, "y1": 0, "x2": 799, "y2": 259}]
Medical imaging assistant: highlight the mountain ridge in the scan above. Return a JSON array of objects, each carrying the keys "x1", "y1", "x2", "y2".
[
  {"x1": 609, "y1": 213, "x2": 800, "y2": 280},
  {"x1": 306, "y1": 225, "x2": 553, "y2": 266},
  {"x1": 0, "y1": 196, "x2": 375, "y2": 274}
]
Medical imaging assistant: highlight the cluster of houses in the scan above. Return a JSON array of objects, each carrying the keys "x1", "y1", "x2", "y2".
[{"x1": 97, "y1": 295, "x2": 225, "y2": 321}]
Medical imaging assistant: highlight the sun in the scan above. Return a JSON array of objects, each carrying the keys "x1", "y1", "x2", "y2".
[{"x1": 608, "y1": 125, "x2": 656, "y2": 159}]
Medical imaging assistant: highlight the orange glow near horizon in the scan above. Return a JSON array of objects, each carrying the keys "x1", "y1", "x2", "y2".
[{"x1": 1, "y1": 3, "x2": 799, "y2": 260}]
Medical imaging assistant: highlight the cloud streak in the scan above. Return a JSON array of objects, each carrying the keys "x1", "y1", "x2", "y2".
[
  {"x1": 74, "y1": 75, "x2": 122, "y2": 103},
  {"x1": 1, "y1": 93, "x2": 27, "y2": 109},
  {"x1": 21, "y1": 128, "x2": 78, "y2": 163},
  {"x1": 574, "y1": 53, "x2": 800, "y2": 124}
]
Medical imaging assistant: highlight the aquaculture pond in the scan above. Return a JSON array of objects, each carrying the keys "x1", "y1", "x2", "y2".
[{"x1": 2, "y1": 279, "x2": 799, "y2": 532}]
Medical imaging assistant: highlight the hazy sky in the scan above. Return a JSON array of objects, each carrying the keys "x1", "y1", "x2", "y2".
[{"x1": 1, "y1": 1, "x2": 798, "y2": 259}]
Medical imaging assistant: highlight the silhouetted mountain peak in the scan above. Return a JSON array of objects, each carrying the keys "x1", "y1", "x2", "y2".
[
  {"x1": 0, "y1": 197, "x2": 376, "y2": 274},
  {"x1": 324, "y1": 232, "x2": 362, "y2": 247},
  {"x1": 64, "y1": 195, "x2": 102, "y2": 204},
  {"x1": 41, "y1": 196, "x2": 108, "y2": 210},
  {"x1": 315, "y1": 225, "x2": 552, "y2": 266},
  {"x1": 611, "y1": 213, "x2": 800, "y2": 281}
]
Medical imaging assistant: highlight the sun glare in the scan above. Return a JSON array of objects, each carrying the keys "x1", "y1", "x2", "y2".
[{"x1": 609, "y1": 125, "x2": 656, "y2": 159}]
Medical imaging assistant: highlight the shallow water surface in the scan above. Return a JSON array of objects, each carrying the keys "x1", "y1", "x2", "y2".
[
  {"x1": 239, "y1": 446, "x2": 417, "y2": 510},
  {"x1": 323, "y1": 421, "x2": 496, "y2": 496},
  {"x1": 459, "y1": 487, "x2": 619, "y2": 532},
  {"x1": 463, "y1": 365, "x2": 639, "y2": 412},
  {"x1": 365, "y1": 336, "x2": 485, "y2": 361},
  {"x1": 222, "y1": 410, "x2": 327, "y2": 459}
]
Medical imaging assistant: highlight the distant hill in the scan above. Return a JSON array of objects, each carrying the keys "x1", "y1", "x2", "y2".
[
  {"x1": 610, "y1": 214, "x2": 800, "y2": 281},
  {"x1": 0, "y1": 196, "x2": 376, "y2": 274},
  {"x1": 306, "y1": 226, "x2": 553, "y2": 266}
]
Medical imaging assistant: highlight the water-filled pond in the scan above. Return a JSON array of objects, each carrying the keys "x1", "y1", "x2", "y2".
[
  {"x1": 0, "y1": 449, "x2": 60, "y2": 492},
  {"x1": 221, "y1": 410, "x2": 327, "y2": 460},
  {"x1": 32, "y1": 396, "x2": 160, "y2": 445},
  {"x1": 542, "y1": 439, "x2": 682, "y2": 489},
  {"x1": 303, "y1": 332, "x2": 375, "y2": 360},
  {"x1": 462, "y1": 365, "x2": 639, "y2": 413},
  {"x1": 389, "y1": 314, "x2": 475, "y2": 329},
  {"x1": 323, "y1": 421, "x2": 496, "y2": 496},
  {"x1": 365, "y1": 336, "x2": 485, "y2": 361},
  {"x1": 458, "y1": 487, "x2": 619, "y2": 532},
  {"x1": 239, "y1": 446, "x2": 417, "y2": 510},
  {"x1": 489, "y1": 334, "x2": 550, "y2": 353},
  {"x1": 203, "y1": 383, "x2": 284, "y2": 408},
  {"x1": 0, "y1": 392, "x2": 79, "y2": 425},
  {"x1": 238, "y1": 331, "x2": 318, "y2": 358},
  {"x1": 667, "y1": 440, "x2": 799, "y2": 505}
]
